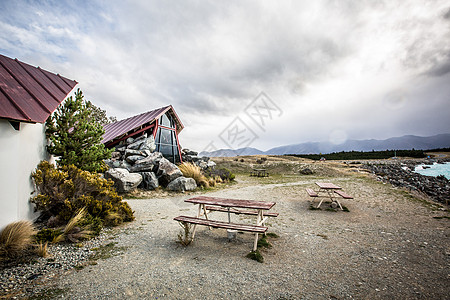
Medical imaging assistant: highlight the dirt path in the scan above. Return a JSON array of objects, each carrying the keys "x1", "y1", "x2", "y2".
[{"x1": 44, "y1": 173, "x2": 449, "y2": 299}]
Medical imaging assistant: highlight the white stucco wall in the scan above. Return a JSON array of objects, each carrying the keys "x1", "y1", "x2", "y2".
[{"x1": 0, "y1": 120, "x2": 49, "y2": 230}]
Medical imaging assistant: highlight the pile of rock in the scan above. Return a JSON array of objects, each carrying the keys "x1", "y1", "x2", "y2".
[
  {"x1": 104, "y1": 134, "x2": 196, "y2": 192},
  {"x1": 362, "y1": 160, "x2": 449, "y2": 205},
  {"x1": 181, "y1": 149, "x2": 216, "y2": 170}
]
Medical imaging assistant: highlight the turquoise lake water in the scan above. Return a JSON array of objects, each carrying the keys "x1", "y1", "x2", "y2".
[{"x1": 414, "y1": 162, "x2": 450, "y2": 179}]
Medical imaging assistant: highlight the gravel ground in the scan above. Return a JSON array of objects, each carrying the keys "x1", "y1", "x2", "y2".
[{"x1": 2, "y1": 169, "x2": 449, "y2": 299}]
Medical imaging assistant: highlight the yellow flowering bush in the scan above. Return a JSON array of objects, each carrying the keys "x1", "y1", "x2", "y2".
[{"x1": 31, "y1": 161, "x2": 134, "y2": 225}]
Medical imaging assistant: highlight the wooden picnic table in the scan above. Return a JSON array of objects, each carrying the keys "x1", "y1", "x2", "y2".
[
  {"x1": 250, "y1": 168, "x2": 269, "y2": 177},
  {"x1": 305, "y1": 182, "x2": 353, "y2": 210},
  {"x1": 175, "y1": 196, "x2": 277, "y2": 251}
]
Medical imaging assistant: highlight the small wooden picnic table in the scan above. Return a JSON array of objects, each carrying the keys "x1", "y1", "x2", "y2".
[
  {"x1": 174, "y1": 196, "x2": 277, "y2": 251},
  {"x1": 306, "y1": 182, "x2": 353, "y2": 210},
  {"x1": 250, "y1": 168, "x2": 269, "y2": 177}
]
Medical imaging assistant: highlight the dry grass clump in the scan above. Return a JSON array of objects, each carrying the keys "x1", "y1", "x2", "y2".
[
  {"x1": 214, "y1": 176, "x2": 223, "y2": 183},
  {"x1": 208, "y1": 178, "x2": 216, "y2": 187},
  {"x1": 60, "y1": 207, "x2": 92, "y2": 243},
  {"x1": 178, "y1": 162, "x2": 209, "y2": 188},
  {"x1": 36, "y1": 242, "x2": 49, "y2": 257},
  {"x1": 0, "y1": 221, "x2": 36, "y2": 258}
]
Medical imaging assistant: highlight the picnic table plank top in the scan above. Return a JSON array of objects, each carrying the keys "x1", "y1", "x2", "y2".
[
  {"x1": 315, "y1": 182, "x2": 342, "y2": 189},
  {"x1": 185, "y1": 196, "x2": 276, "y2": 210}
]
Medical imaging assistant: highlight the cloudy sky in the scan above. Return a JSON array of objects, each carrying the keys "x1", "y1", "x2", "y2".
[{"x1": 1, "y1": 0, "x2": 449, "y2": 151}]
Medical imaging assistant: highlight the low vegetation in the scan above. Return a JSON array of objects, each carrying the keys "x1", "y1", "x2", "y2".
[
  {"x1": 204, "y1": 167, "x2": 235, "y2": 182},
  {"x1": 178, "y1": 162, "x2": 209, "y2": 188},
  {"x1": 0, "y1": 221, "x2": 36, "y2": 259},
  {"x1": 178, "y1": 162, "x2": 236, "y2": 191},
  {"x1": 31, "y1": 161, "x2": 134, "y2": 225},
  {"x1": 288, "y1": 149, "x2": 427, "y2": 160}
]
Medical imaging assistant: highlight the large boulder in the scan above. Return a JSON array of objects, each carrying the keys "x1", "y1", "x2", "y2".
[
  {"x1": 139, "y1": 135, "x2": 156, "y2": 152},
  {"x1": 138, "y1": 172, "x2": 159, "y2": 190},
  {"x1": 126, "y1": 155, "x2": 146, "y2": 164},
  {"x1": 166, "y1": 176, "x2": 197, "y2": 192},
  {"x1": 105, "y1": 168, "x2": 143, "y2": 193},
  {"x1": 129, "y1": 152, "x2": 163, "y2": 172},
  {"x1": 105, "y1": 160, "x2": 132, "y2": 170},
  {"x1": 124, "y1": 149, "x2": 147, "y2": 158},
  {"x1": 127, "y1": 139, "x2": 145, "y2": 150},
  {"x1": 157, "y1": 158, "x2": 183, "y2": 186},
  {"x1": 196, "y1": 160, "x2": 208, "y2": 170}
]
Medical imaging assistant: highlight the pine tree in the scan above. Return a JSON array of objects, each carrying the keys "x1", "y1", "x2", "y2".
[{"x1": 46, "y1": 89, "x2": 112, "y2": 172}]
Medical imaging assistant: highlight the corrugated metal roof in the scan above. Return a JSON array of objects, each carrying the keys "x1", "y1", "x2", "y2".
[
  {"x1": 0, "y1": 54, "x2": 77, "y2": 123},
  {"x1": 102, "y1": 105, "x2": 184, "y2": 144}
]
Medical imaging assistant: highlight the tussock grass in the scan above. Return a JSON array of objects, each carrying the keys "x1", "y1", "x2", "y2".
[
  {"x1": 36, "y1": 242, "x2": 49, "y2": 257},
  {"x1": 178, "y1": 162, "x2": 209, "y2": 188},
  {"x1": 52, "y1": 207, "x2": 92, "y2": 243},
  {"x1": 0, "y1": 221, "x2": 36, "y2": 258}
]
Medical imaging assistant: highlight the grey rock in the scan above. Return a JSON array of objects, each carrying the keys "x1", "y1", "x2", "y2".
[
  {"x1": 157, "y1": 158, "x2": 183, "y2": 187},
  {"x1": 127, "y1": 139, "x2": 145, "y2": 150},
  {"x1": 104, "y1": 168, "x2": 142, "y2": 193},
  {"x1": 126, "y1": 137, "x2": 135, "y2": 144},
  {"x1": 300, "y1": 168, "x2": 314, "y2": 175},
  {"x1": 115, "y1": 146, "x2": 126, "y2": 153},
  {"x1": 195, "y1": 160, "x2": 208, "y2": 170},
  {"x1": 189, "y1": 156, "x2": 201, "y2": 162},
  {"x1": 124, "y1": 149, "x2": 146, "y2": 158},
  {"x1": 207, "y1": 160, "x2": 216, "y2": 168},
  {"x1": 139, "y1": 136, "x2": 156, "y2": 152},
  {"x1": 104, "y1": 159, "x2": 114, "y2": 168},
  {"x1": 138, "y1": 172, "x2": 159, "y2": 190},
  {"x1": 111, "y1": 151, "x2": 121, "y2": 161},
  {"x1": 183, "y1": 149, "x2": 198, "y2": 156},
  {"x1": 134, "y1": 133, "x2": 147, "y2": 142},
  {"x1": 166, "y1": 176, "x2": 197, "y2": 192},
  {"x1": 126, "y1": 155, "x2": 146, "y2": 164},
  {"x1": 130, "y1": 152, "x2": 163, "y2": 172}
]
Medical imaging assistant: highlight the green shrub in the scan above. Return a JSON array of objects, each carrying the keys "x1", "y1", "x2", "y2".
[
  {"x1": 31, "y1": 161, "x2": 134, "y2": 225},
  {"x1": 78, "y1": 215, "x2": 104, "y2": 236},
  {"x1": 246, "y1": 250, "x2": 264, "y2": 263},
  {"x1": 45, "y1": 88, "x2": 112, "y2": 173},
  {"x1": 205, "y1": 168, "x2": 235, "y2": 182},
  {"x1": 35, "y1": 228, "x2": 63, "y2": 243}
]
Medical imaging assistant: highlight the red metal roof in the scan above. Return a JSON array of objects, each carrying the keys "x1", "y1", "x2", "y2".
[
  {"x1": 102, "y1": 105, "x2": 184, "y2": 144},
  {"x1": 0, "y1": 54, "x2": 77, "y2": 123}
]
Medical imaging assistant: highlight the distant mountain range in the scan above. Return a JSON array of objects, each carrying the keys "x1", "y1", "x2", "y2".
[{"x1": 199, "y1": 134, "x2": 450, "y2": 157}]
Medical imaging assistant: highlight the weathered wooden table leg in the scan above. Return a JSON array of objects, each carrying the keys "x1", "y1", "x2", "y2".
[{"x1": 253, "y1": 210, "x2": 263, "y2": 251}]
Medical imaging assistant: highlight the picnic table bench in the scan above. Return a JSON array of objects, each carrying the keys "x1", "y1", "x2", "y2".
[
  {"x1": 173, "y1": 216, "x2": 268, "y2": 233},
  {"x1": 174, "y1": 196, "x2": 278, "y2": 251},
  {"x1": 305, "y1": 182, "x2": 353, "y2": 210},
  {"x1": 204, "y1": 205, "x2": 279, "y2": 217}
]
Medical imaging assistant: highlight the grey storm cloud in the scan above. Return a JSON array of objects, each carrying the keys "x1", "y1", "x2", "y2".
[{"x1": 1, "y1": 0, "x2": 449, "y2": 150}]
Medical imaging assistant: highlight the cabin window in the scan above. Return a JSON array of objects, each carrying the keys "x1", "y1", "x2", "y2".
[
  {"x1": 159, "y1": 113, "x2": 174, "y2": 128},
  {"x1": 155, "y1": 127, "x2": 180, "y2": 163}
]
